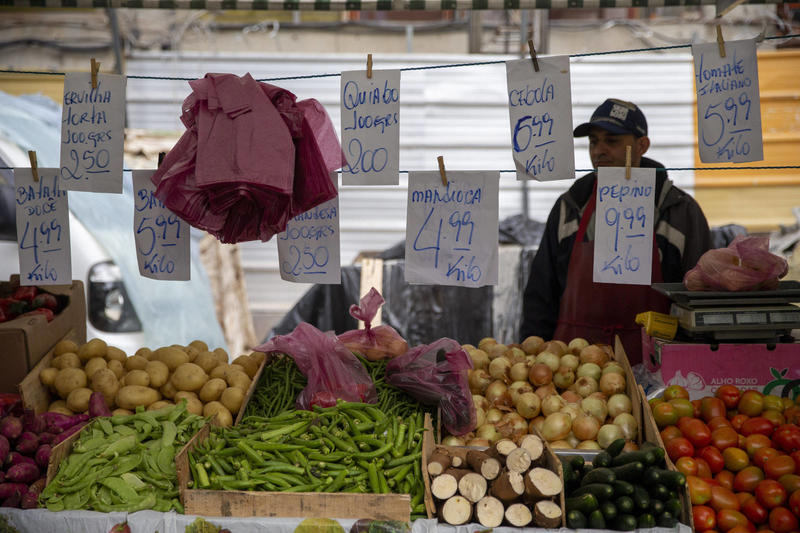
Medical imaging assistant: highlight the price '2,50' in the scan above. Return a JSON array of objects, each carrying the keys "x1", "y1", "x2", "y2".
[{"x1": 282, "y1": 245, "x2": 330, "y2": 276}]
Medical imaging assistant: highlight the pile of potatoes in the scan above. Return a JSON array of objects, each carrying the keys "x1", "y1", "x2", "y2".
[{"x1": 37, "y1": 337, "x2": 266, "y2": 427}]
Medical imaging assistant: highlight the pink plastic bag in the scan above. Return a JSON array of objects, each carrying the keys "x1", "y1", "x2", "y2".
[
  {"x1": 385, "y1": 338, "x2": 475, "y2": 436},
  {"x1": 255, "y1": 322, "x2": 377, "y2": 410},
  {"x1": 338, "y1": 288, "x2": 409, "y2": 361}
]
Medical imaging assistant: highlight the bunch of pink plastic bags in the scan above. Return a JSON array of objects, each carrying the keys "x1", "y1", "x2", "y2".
[{"x1": 152, "y1": 73, "x2": 343, "y2": 243}]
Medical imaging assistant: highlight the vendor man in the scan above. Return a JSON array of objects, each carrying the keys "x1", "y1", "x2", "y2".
[{"x1": 520, "y1": 99, "x2": 711, "y2": 364}]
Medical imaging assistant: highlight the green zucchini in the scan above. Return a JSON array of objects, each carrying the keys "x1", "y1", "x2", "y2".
[
  {"x1": 600, "y1": 500, "x2": 618, "y2": 521},
  {"x1": 610, "y1": 449, "x2": 656, "y2": 467},
  {"x1": 566, "y1": 493, "x2": 599, "y2": 515},
  {"x1": 609, "y1": 461, "x2": 644, "y2": 482},
  {"x1": 566, "y1": 510, "x2": 587, "y2": 529},
  {"x1": 640, "y1": 441, "x2": 667, "y2": 465},
  {"x1": 649, "y1": 498, "x2": 665, "y2": 516},
  {"x1": 654, "y1": 469, "x2": 687, "y2": 490},
  {"x1": 561, "y1": 459, "x2": 576, "y2": 488},
  {"x1": 615, "y1": 495, "x2": 634, "y2": 514},
  {"x1": 657, "y1": 511, "x2": 679, "y2": 528},
  {"x1": 648, "y1": 483, "x2": 670, "y2": 501},
  {"x1": 664, "y1": 498, "x2": 682, "y2": 517},
  {"x1": 632, "y1": 485, "x2": 651, "y2": 511},
  {"x1": 593, "y1": 451, "x2": 613, "y2": 468},
  {"x1": 588, "y1": 509, "x2": 607, "y2": 529},
  {"x1": 571, "y1": 483, "x2": 615, "y2": 501},
  {"x1": 611, "y1": 479, "x2": 635, "y2": 498},
  {"x1": 581, "y1": 467, "x2": 616, "y2": 486},
  {"x1": 612, "y1": 513, "x2": 638, "y2": 531},
  {"x1": 637, "y1": 513, "x2": 656, "y2": 529},
  {"x1": 642, "y1": 466, "x2": 662, "y2": 486},
  {"x1": 606, "y1": 438, "x2": 627, "y2": 457}
]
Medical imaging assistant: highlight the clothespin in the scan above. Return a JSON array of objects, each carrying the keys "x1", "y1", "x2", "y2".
[
  {"x1": 158, "y1": 152, "x2": 166, "y2": 167},
  {"x1": 716, "y1": 25, "x2": 726, "y2": 58},
  {"x1": 28, "y1": 151, "x2": 39, "y2": 182},
  {"x1": 437, "y1": 156, "x2": 448, "y2": 187},
  {"x1": 625, "y1": 145, "x2": 632, "y2": 180},
  {"x1": 366, "y1": 54, "x2": 373, "y2": 79},
  {"x1": 90, "y1": 58, "x2": 100, "y2": 89},
  {"x1": 527, "y1": 39, "x2": 540, "y2": 72}
]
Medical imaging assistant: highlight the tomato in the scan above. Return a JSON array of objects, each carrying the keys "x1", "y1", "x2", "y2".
[
  {"x1": 717, "y1": 509, "x2": 750, "y2": 531},
  {"x1": 697, "y1": 456, "x2": 714, "y2": 479},
  {"x1": 649, "y1": 397, "x2": 664, "y2": 409},
  {"x1": 753, "y1": 448, "x2": 782, "y2": 469},
  {"x1": 783, "y1": 406, "x2": 800, "y2": 425},
  {"x1": 741, "y1": 495, "x2": 769, "y2": 525},
  {"x1": 791, "y1": 450, "x2": 800, "y2": 469},
  {"x1": 679, "y1": 417, "x2": 713, "y2": 448},
  {"x1": 735, "y1": 466, "x2": 766, "y2": 492},
  {"x1": 702, "y1": 397, "x2": 729, "y2": 422},
  {"x1": 666, "y1": 437, "x2": 695, "y2": 462},
  {"x1": 716, "y1": 469, "x2": 736, "y2": 490},
  {"x1": 653, "y1": 401, "x2": 680, "y2": 428},
  {"x1": 777, "y1": 473, "x2": 800, "y2": 494},
  {"x1": 741, "y1": 417, "x2": 775, "y2": 438},
  {"x1": 676, "y1": 455, "x2": 699, "y2": 477},
  {"x1": 671, "y1": 398, "x2": 697, "y2": 419},
  {"x1": 788, "y1": 489, "x2": 800, "y2": 517},
  {"x1": 661, "y1": 425, "x2": 683, "y2": 443},
  {"x1": 767, "y1": 507, "x2": 798, "y2": 533},
  {"x1": 664, "y1": 384, "x2": 690, "y2": 401},
  {"x1": 745, "y1": 434, "x2": 773, "y2": 458},
  {"x1": 724, "y1": 447, "x2": 751, "y2": 472},
  {"x1": 763, "y1": 455, "x2": 796, "y2": 480},
  {"x1": 762, "y1": 410, "x2": 785, "y2": 429},
  {"x1": 717, "y1": 385, "x2": 743, "y2": 410},
  {"x1": 755, "y1": 479, "x2": 788, "y2": 509},
  {"x1": 762, "y1": 395, "x2": 784, "y2": 413},
  {"x1": 736, "y1": 492, "x2": 752, "y2": 506},
  {"x1": 694, "y1": 505, "x2": 717, "y2": 531},
  {"x1": 710, "y1": 416, "x2": 734, "y2": 431},
  {"x1": 772, "y1": 425, "x2": 800, "y2": 453},
  {"x1": 740, "y1": 391, "x2": 765, "y2": 417},
  {"x1": 689, "y1": 475, "x2": 714, "y2": 505},
  {"x1": 713, "y1": 427, "x2": 742, "y2": 452},
  {"x1": 700, "y1": 446, "x2": 728, "y2": 474},
  {"x1": 711, "y1": 484, "x2": 741, "y2": 511},
  {"x1": 731, "y1": 414, "x2": 751, "y2": 432}
]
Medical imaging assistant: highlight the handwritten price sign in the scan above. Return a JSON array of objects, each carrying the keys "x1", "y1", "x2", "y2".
[
  {"x1": 506, "y1": 55, "x2": 575, "y2": 181},
  {"x1": 405, "y1": 171, "x2": 499, "y2": 287},
  {"x1": 593, "y1": 166, "x2": 656, "y2": 286},
  {"x1": 692, "y1": 38, "x2": 763, "y2": 163},
  {"x1": 277, "y1": 174, "x2": 341, "y2": 284},
  {"x1": 133, "y1": 171, "x2": 189, "y2": 280},
  {"x1": 15, "y1": 168, "x2": 71, "y2": 286},
  {"x1": 60, "y1": 73, "x2": 126, "y2": 193},
  {"x1": 340, "y1": 69, "x2": 400, "y2": 186}
]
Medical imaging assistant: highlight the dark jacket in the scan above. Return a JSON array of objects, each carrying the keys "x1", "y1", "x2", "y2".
[{"x1": 520, "y1": 157, "x2": 711, "y2": 340}]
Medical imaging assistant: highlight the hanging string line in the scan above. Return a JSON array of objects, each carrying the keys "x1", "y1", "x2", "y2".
[
  {"x1": 0, "y1": 33, "x2": 797, "y2": 82},
  {"x1": 2, "y1": 165, "x2": 799, "y2": 172}
]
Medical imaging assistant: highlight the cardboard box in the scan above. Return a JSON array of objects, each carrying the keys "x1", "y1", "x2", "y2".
[
  {"x1": 0, "y1": 276, "x2": 86, "y2": 394},
  {"x1": 642, "y1": 333, "x2": 800, "y2": 399}
]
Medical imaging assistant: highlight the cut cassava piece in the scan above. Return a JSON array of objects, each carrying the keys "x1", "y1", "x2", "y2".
[
  {"x1": 430, "y1": 473, "x2": 458, "y2": 500},
  {"x1": 505, "y1": 502, "x2": 534, "y2": 527},
  {"x1": 518, "y1": 433, "x2": 544, "y2": 464},
  {"x1": 491, "y1": 438, "x2": 518, "y2": 460},
  {"x1": 489, "y1": 470, "x2": 525, "y2": 504},
  {"x1": 443, "y1": 468, "x2": 473, "y2": 482},
  {"x1": 446, "y1": 447, "x2": 468, "y2": 468},
  {"x1": 458, "y1": 472, "x2": 488, "y2": 503},
  {"x1": 504, "y1": 447, "x2": 532, "y2": 474},
  {"x1": 427, "y1": 451, "x2": 452, "y2": 477},
  {"x1": 441, "y1": 495, "x2": 473, "y2": 525},
  {"x1": 524, "y1": 467, "x2": 563, "y2": 499},
  {"x1": 466, "y1": 450, "x2": 500, "y2": 481},
  {"x1": 533, "y1": 499, "x2": 563, "y2": 528},
  {"x1": 475, "y1": 495, "x2": 505, "y2": 527}
]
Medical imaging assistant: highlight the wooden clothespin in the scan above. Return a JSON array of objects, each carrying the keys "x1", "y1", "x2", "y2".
[
  {"x1": 716, "y1": 25, "x2": 726, "y2": 58},
  {"x1": 90, "y1": 58, "x2": 100, "y2": 89},
  {"x1": 158, "y1": 152, "x2": 166, "y2": 167},
  {"x1": 28, "y1": 151, "x2": 39, "y2": 183},
  {"x1": 625, "y1": 145, "x2": 632, "y2": 180},
  {"x1": 437, "y1": 156, "x2": 448, "y2": 187},
  {"x1": 527, "y1": 39, "x2": 540, "y2": 72},
  {"x1": 366, "y1": 54, "x2": 373, "y2": 79}
]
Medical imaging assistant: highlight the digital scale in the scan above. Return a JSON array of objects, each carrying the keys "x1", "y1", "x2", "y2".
[{"x1": 652, "y1": 281, "x2": 800, "y2": 342}]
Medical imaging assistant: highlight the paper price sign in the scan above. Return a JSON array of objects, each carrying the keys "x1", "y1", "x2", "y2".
[
  {"x1": 133, "y1": 170, "x2": 189, "y2": 280},
  {"x1": 277, "y1": 181, "x2": 341, "y2": 284},
  {"x1": 405, "y1": 171, "x2": 499, "y2": 287},
  {"x1": 15, "y1": 168, "x2": 72, "y2": 286},
  {"x1": 60, "y1": 73, "x2": 126, "y2": 193},
  {"x1": 506, "y1": 56, "x2": 575, "y2": 181},
  {"x1": 340, "y1": 70, "x2": 400, "y2": 186},
  {"x1": 593, "y1": 167, "x2": 656, "y2": 286},
  {"x1": 692, "y1": 38, "x2": 763, "y2": 163}
]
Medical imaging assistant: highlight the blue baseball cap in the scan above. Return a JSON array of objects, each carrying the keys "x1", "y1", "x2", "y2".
[{"x1": 573, "y1": 98, "x2": 648, "y2": 138}]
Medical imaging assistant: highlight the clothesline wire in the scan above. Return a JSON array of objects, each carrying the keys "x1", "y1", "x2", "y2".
[
  {"x1": 2, "y1": 165, "x2": 799, "y2": 172},
  {"x1": 0, "y1": 34, "x2": 797, "y2": 82}
]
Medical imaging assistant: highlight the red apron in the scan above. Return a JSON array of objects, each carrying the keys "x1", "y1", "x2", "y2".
[{"x1": 553, "y1": 181, "x2": 670, "y2": 366}]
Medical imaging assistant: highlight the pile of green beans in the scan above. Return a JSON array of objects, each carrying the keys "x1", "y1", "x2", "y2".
[
  {"x1": 41, "y1": 401, "x2": 207, "y2": 513},
  {"x1": 189, "y1": 402, "x2": 428, "y2": 518},
  {"x1": 242, "y1": 354, "x2": 306, "y2": 419},
  {"x1": 358, "y1": 356, "x2": 435, "y2": 424}
]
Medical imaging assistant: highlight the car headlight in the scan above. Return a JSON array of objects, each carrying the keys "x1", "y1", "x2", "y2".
[{"x1": 88, "y1": 261, "x2": 142, "y2": 333}]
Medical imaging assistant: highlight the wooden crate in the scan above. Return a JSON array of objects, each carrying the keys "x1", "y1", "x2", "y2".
[
  {"x1": 45, "y1": 424, "x2": 86, "y2": 485},
  {"x1": 233, "y1": 352, "x2": 269, "y2": 426},
  {"x1": 613, "y1": 335, "x2": 644, "y2": 444}
]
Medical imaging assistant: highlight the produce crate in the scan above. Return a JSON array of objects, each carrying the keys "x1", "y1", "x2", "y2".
[
  {"x1": 613, "y1": 335, "x2": 644, "y2": 445},
  {"x1": 233, "y1": 351, "x2": 271, "y2": 426},
  {"x1": 174, "y1": 414, "x2": 436, "y2": 520},
  {"x1": 0, "y1": 276, "x2": 86, "y2": 395},
  {"x1": 44, "y1": 424, "x2": 86, "y2": 485}
]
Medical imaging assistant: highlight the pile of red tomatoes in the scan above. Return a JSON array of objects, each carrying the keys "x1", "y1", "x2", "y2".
[{"x1": 649, "y1": 384, "x2": 800, "y2": 533}]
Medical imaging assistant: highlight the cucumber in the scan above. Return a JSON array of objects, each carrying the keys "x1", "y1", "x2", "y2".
[
  {"x1": 612, "y1": 513, "x2": 638, "y2": 531},
  {"x1": 581, "y1": 467, "x2": 616, "y2": 486},
  {"x1": 600, "y1": 500, "x2": 618, "y2": 521},
  {"x1": 593, "y1": 451, "x2": 612, "y2": 468},
  {"x1": 570, "y1": 455, "x2": 586, "y2": 475},
  {"x1": 588, "y1": 509, "x2": 607, "y2": 529},
  {"x1": 642, "y1": 466, "x2": 662, "y2": 486},
  {"x1": 650, "y1": 498, "x2": 665, "y2": 516},
  {"x1": 609, "y1": 461, "x2": 644, "y2": 482},
  {"x1": 606, "y1": 438, "x2": 627, "y2": 457},
  {"x1": 566, "y1": 493, "x2": 599, "y2": 515},
  {"x1": 615, "y1": 496, "x2": 635, "y2": 515},
  {"x1": 637, "y1": 513, "x2": 657, "y2": 529},
  {"x1": 655, "y1": 469, "x2": 687, "y2": 490},
  {"x1": 632, "y1": 485, "x2": 651, "y2": 511},
  {"x1": 640, "y1": 442, "x2": 667, "y2": 465},
  {"x1": 571, "y1": 483, "x2": 615, "y2": 502},
  {"x1": 611, "y1": 479, "x2": 635, "y2": 498},
  {"x1": 664, "y1": 498, "x2": 682, "y2": 517},
  {"x1": 657, "y1": 511, "x2": 679, "y2": 528},
  {"x1": 561, "y1": 459, "x2": 576, "y2": 488},
  {"x1": 610, "y1": 449, "x2": 657, "y2": 467},
  {"x1": 566, "y1": 510, "x2": 587, "y2": 529},
  {"x1": 648, "y1": 483, "x2": 670, "y2": 501}
]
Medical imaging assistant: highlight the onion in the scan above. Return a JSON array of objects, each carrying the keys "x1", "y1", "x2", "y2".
[
  {"x1": 478, "y1": 337, "x2": 498, "y2": 352},
  {"x1": 566, "y1": 432, "x2": 580, "y2": 448},
  {"x1": 485, "y1": 408, "x2": 504, "y2": 425},
  {"x1": 580, "y1": 396, "x2": 608, "y2": 423},
  {"x1": 554, "y1": 340, "x2": 569, "y2": 355},
  {"x1": 599, "y1": 373, "x2": 626, "y2": 397},
  {"x1": 573, "y1": 376, "x2": 599, "y2": 398},
  {"x1": 588, "y1": 391, "x2": 608, "y2": 402},
  {"x1": 468, "y1": 349, "x2": 490, "y2": 371},
  {"x1": 607, "y1": 393, "x2": 632, "y2": 417},
  {"x1": 475, "y1": 407, "x2": 486, "y2": 428},
  {"x1": 602, "y1": 362, "x2": 625, "y2": 376},
  {"x1": 468, "y1": 369, "x2": 492, "y2": 395},
  {"x1": 485, "y1": 381, "x2": 513, "y2": 407},
  {"x1": 600, "y1": 344, "x2": 615, "y2": 362},
  {"x1": 572, "y1": 414, "x2": 601, "y2": 441},
  {"x1": 536, "y1": 352, "x2": 561, "y2": 372},
  {"x1": 476, "y1": 424, "x2": 501, "y2": 443},
  {"x1": 568, "y1": 337, "x2": 590, "y2": 355},
  {"x1": 516, "y1": 392, "x2": 541, "y2": 419},
  {"x1": 506, "y1": 347, "x2": 527, "y2": 365},
  {"x1": 622, "y1": 441, "x2": 640, "y2": 452},
  {"x1": 541, "y1": 412, "x2": 572, "y2": 441},
  {"x1": 528, "y1": 363, "x2": 553, "y2": 387},
  {"x1": 549, "y1": 440, "x2": 572, "y2": 449},
  {"x1": 466, "y1": 437, "x2": 491, "y2": 447},
  {"x1": 529, "y1": 416, "x2": 545, "y2": 434},
  {"x1": 597, "y1": 424, "x2": 624, "y2": 448},
  {"x1": 508, "y1": 380, "x2": 534, "y2": 405},
  {"x1": 561, "y1": 390, "x2": 582, "y2": 404},
  {"x1": 509, "y1": 362, "x2": 530, "y2": 383},
  {"x1": 540, "y1": 341, "x2": 566, "y2": 358},
  {"x1": 560, "y1": 403, "x2": 582, "y2": 422},
  {"x1": 521, "y1": 335, "x2": 544, "y2": 355},
  {"x1": 535, "y1": 384, "x2": 557, "y2": 400},
  {"x1": 541, "y1": 394, "x2": 566, "y2": 416},
  {"x1": 577, "y1": 440, "x2": 602, "y2": 450},
  {"x1": 442, "y1": 435, "x2": 465, "y2": 446},
  {"x1": 579, "y1": 344, "x2": 608, "y2": 366},
  {"x1": 576, "y1": 363, "x2": 602, "y2": 382},
  {"x1": 473, "y1": 394, "x2": 490, "y2": 412},
  {"x1": 559, "y1": 353, "x2": 580, "y2": 371},
  {"x1": 553, "y1": 366, "x2": 576, "y2": 389},
  {"x1": 487, "y1": 344, "x2": 508, "y2": 360},
  {"x1": 489, "y1": 357, "x2": 512, "y2": 381},
  {"x1": 499, "y1": 412, "x2": 529, "y2": 440},
  {"x1": 613, "y1": 413, "x2": 638, "y2": 440}
]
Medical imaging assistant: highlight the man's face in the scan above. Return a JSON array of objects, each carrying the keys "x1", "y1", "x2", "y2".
[{"x1": 588, "y1": 127, "x2": 649, "y2": 169}]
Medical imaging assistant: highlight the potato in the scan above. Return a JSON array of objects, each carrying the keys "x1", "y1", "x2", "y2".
[
  {"x1": 144, "y1": 360, "x2": 170, "y2": 388},
  {"x1": 174, "y1": 390, "x2": 198, "y2": 401},
  {"x1": 182, "y1": 396, "x2": 203, "y2": 416},
  {"x1": 209, "y1": 364, "x2": 230, "y2": 380},
  {"x1": 39, "y1": 367, "x2": 59, "y2": 388},
  {"x1": 160, "y1": 381, "x2": 178, "y2": 400},
  {"x1": 112, "y1": 408, "x2": 133, "y2": 416},
  {"x1": 54, "y1": 339, "x2": 79, "y2": 357},
  {"x1": 224, "y1": 369, "x2": 251, "y2": 392},
  {"x1": 198, "y1": 378, "x2": 227, "y2": 403},
  {"x1": 135, "y1": 347, "x2": 154, "y2": 360},
  {"x1": 194, "y1": 351, "x2": 219, "y2": 374},
  {"x1": 125, "y1": 354, "x2": 148, "y2": 372},
  {"x1": 116, "y1": 385, "x2": 160, "y2": 410},
  {"x1": 83, "y1": 357, "x2": 108, "y2": 380},
  {"x1": 105, "y1": 346, "x2": 127, "y2": 363},
  {"x1": 189, "y1": 340, "x2": 209, "y2": 353},
  {"x1": 203, "y1": 401, "x2": 233, "y2": 427},
  {"x1": 90, "y1": 368, "x2": 119, "y2": 407},
  {"x1": 147, "y1": 400, "x2": 173, "y2": 411},
  {"x1": 155, "y1": 346, "x2": 189, "y2": 371},
  {"x1": 48, "y1": 400, "x2": 73, "y2": 415},
  {"x1": 53, "y1": 352, "x2": 81, "y2": 370},
  {"x1": 213, "y1": 348, "x2": 229, "y2": 365},
  {"x1": 107, "y1": 359, "x2": 125, "y2": 380},
  {"x1": 78, "y1": 338, "x2": 107, "y2": 361},
  {"x1": 66, "y1": 387, "x2": 93, "y2": 413},
  {"x1": 171, "y1": 363, "x2": 208, "y2": 392},
  {"x1": 54, "y1": 367, "x2": 87, "y2": 399},
  {"x1": 220, "y1": 387, "x2": 245, "y2": 414},
  {"x1": 249, "y1": 351, "x2": 267, "y2": 366},
  {"x1": 125, "y1": 369, "x2": 151, "y2": 387},
  {"x1": 185, "y1": 345, "x2": 200, "y2": 362},
  {"x1": 232, "y1": 355, "x2": 260, "y2": 378}
]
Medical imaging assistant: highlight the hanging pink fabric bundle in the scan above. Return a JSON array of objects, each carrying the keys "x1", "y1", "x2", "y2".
[{"x1": 152, "y1": 73, "x2": 342, "y2": 243}]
